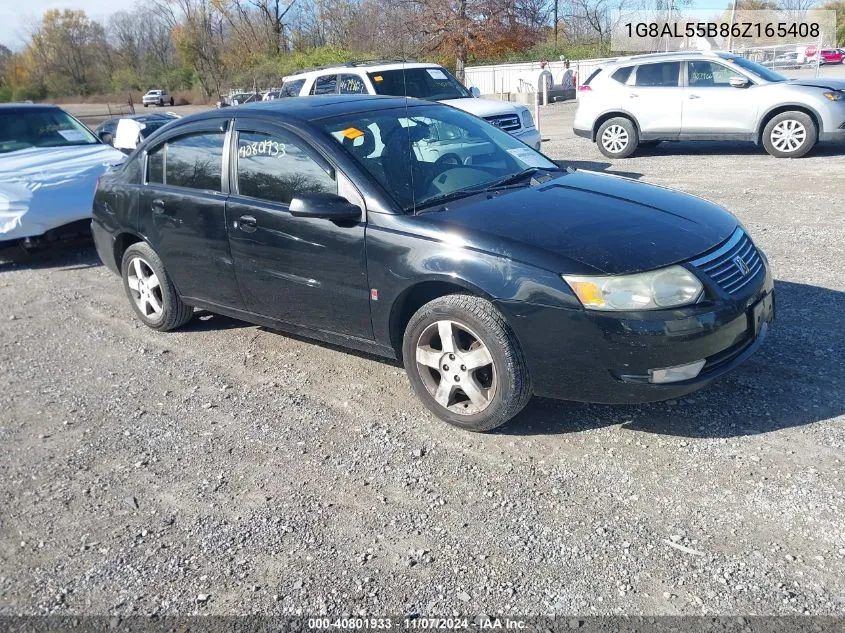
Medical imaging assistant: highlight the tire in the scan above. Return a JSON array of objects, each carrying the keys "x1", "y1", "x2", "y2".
[
  {"x1": 143, "y1": 103, "x2": 148, "y2": 108},
  {"x1": 121, "y1": 242, "x2": 193, "y2": 332},
  {"x1": 158, "y1": 99, "x2": 164, "y2": 107},
  {"x1": 169, "y1": 97, "x2": 174, "y2": 106},
  {"x1": 402, "y1": 294, "x2": 531, "y2": 432},
  {"x1": 596, "y1": 117, "x2": 639, "y2": 158},
  {"x1": 762, "y1": 111, "x2": 817, "y2": 158}
]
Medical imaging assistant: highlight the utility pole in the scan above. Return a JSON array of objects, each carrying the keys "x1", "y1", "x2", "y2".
[{"x1": 726, "y1": 0, "x2": 738, "y2": 51}]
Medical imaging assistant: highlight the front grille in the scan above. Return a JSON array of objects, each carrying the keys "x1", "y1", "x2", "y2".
[
  {"x1": 484, "y1": 114, "x2": 521, "y2": 132},
  {"x1": 689, "y1": 228, "x2": 763, "y2": 295}
]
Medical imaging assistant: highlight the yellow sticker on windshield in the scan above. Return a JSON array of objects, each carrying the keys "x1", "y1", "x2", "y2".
[
  {"x1": 373, "y1": 75, "x2": 383, "y2": 82},
  {"x1": 342, "y1": 127, "x2": 365, "y2": 140}
]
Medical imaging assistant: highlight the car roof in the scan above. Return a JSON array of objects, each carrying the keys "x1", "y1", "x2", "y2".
[
  {"x1": 603, "y1": 50, "x2": 725, "y2": 68},
  {"x1": 284, "y1": 62, "x2": 443, "y2": 81},
  {"x1": 173, "y1": 95, "x2": 436, "y2": 127},
  {"x1": 0, "y1": 103, "x2": 62, "y2": 113}
]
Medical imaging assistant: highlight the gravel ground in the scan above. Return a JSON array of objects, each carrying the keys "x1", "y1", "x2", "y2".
[{"x1": 1, "y1": 102, "x2": 844, "y2": 618}]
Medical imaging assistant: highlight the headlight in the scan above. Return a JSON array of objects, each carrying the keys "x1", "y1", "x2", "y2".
[
  {"x1": 563, "y1": 265, "x2": 703, "y2": 311},
  {"x1": 520, "y1": 109, "x2": 535, "y2": 129},
  {"x1": 822, "y1": 91, "x2": 844, "y2": 102}
]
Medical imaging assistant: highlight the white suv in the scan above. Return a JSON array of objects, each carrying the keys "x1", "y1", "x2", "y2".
[
  {"x1": 574, "y1": 51, "x2": 845, "y2": 158},
  {"x1": 281, "y1": 62, "x2": 541, "y2": 150},
  {"x1": 142, "y1": 89, "x2": 174, "y2": 107}
]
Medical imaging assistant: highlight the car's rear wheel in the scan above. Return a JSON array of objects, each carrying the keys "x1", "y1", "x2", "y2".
[
  {"x1": 121, "y1": 242, "x2": 193, "y2": 331},
  {"x1": 158, "y1": 99, "x2": 164, "y2": 107},
  {"x1": 143, "y1": 103, "x2": 148, "y2": 108},
  {"x1": 596, "y1": 117, "x2": 639, "y2": 159},
  {"x1": 762, "y1": 111, "x2": 817, "y2": 158},
  {"x1": 402, "y1": 295, "x2": 531, "y2": 432}
]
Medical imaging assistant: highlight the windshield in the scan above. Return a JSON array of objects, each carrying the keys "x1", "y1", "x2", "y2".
[
  {"x1": 719, "y1": 54, "x2": 787, "y2": 82},
  {"x1": 318, "y1": 103, "x2": 558, "y2": 213},
  {"x1": 0, "y1": 109, "x2": 99, "y2": 154},
  {"x1": 367, "y1": 67, "x2": 472, "y2": 100}
]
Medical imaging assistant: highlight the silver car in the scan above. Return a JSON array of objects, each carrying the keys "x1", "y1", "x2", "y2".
[{"x1": 573, "y1": 51, "x2": 845, "y2": 158}]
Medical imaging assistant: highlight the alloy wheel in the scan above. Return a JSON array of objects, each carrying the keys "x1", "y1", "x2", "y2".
[
  {"x1": 126, "y1": 256, "x2": 163, "y2": 319},
  {"x1": 415, "y1": 320, "x2": 497, "y2": 415},
  {"x1": 770, "y1": 120, "x2": 806, "y2": 153}
]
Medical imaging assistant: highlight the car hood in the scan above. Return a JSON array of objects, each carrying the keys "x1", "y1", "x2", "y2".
[
  {"x1": 440, "y1": 97, "x2": 525, "y2": 118},
  {"x1": 418, "y1": 170, "x2": 738, "y2": 275},
  {"x1": 0, "y1": 144, "x2": 125, "y2": 240},
  {"x1": 787, "y1": 78, "x2": 845, "y2": 90}
]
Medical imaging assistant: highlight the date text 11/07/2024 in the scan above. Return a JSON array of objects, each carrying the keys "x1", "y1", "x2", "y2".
[
  {"x1": 306, "y1": 617, "x2": 529, "y2": 629},
  {"x1": 623, "y1": 21, "x2": 821, "y2": 40}
]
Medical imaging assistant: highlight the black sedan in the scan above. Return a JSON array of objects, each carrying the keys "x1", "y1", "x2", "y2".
[{"x1": 91, "y1": 95, "x2": 774, "y2": 432}]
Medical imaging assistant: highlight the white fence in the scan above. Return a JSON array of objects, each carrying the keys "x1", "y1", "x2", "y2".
[{"x1": 464, "y1": 58, "x2": 615, "y2": 97}]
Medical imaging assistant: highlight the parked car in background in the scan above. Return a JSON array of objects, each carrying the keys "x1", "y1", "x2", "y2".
[
  {"x1": 92, "y1": 96, "x2": 774, "y2": 432},
  {"x1": 94, "y1": 112, "x2": 180, "y2": 147},
  {"x1": 574, "y1": 51, "x2": 845, "y2": 158},
  {"x1": 819, "y1": 49, "x2": 845, "y2": 65},
  {"x1": 281, "y1": 61, "x2": 541, "y2": 150},
  {"x1": 769, "y1": 52, "x2": 803, "y2": 69},
  {"x1": 217, "y1": 92, "x2": 261, "y2": 108},
  {"x1": 142, "y1": 89, "x2": 174, "y2": 107},
  {"x1": 262, "y1": 89, "x2": 283, "y2": 101},
  {"x1": 0, "y1": 104, "x2": 124, "y2": 252}
]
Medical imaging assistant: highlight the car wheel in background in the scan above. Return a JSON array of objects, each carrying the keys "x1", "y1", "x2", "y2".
[
  {"x1": 158, "y1": 99, "x2": 164, "y2": 107},
  {"x1": 762, "y1": 111, "x2": 817, "y2": 158},
  {"x1": 402, "y1": 295, "x2": 531, "y2": 432},
  {"x1": 121, "y1": 242, "x2": 194, "y2": 332},
  {"x1": 143, "y1": 103, "x2": 148, "y2": 107},
  {"x1": 596, "y1": 117, "x2": 639, "y2": 159}
]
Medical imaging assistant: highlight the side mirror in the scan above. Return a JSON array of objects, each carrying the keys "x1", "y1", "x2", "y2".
[
  {"x1": 729, "y1": 77, "x2": 750, "y2": 88},
  {"x1": 100, "y1": 132, "x2": 114, "y2": 145},
  {"x1": 289, "y1": 192, "x2": 361, "y2": 221},
  {"x1": 469, "y1": 86, "x2": 481, "y2": 98}
]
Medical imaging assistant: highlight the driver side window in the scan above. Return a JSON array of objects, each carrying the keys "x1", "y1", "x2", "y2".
[{"x1": 235, "y1": 130, "x2": 336, "y2": 205}]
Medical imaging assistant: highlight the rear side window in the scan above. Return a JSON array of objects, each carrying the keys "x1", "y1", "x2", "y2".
[
  {"x1": 235, "y1": 130, "x2": 336, "y2": 204},
  {"x1": 611, "y1": 66, "x2": 633, "y2": 84},
  {"x1": 146, "y1": 132, "x2": 224, "y2": 191},
  {"x1": 339, "y1": 74, "x2": 367, "y2": 94},
  {"x1": 634, "y1": 62, "x2": 680, "y2": 87},
  {"x1": 311, "y1": 75, "x2": 338, "y2": 95},
  {"x1": 281, "y1": 78, "x2": 304, "y2": 97},
  {"x1": 582, "y1": 68, "x2": 602, "y2": 86}
]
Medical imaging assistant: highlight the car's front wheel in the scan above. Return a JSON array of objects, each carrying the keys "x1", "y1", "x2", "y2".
[
  {"x1": 596, "y1": 117, "x2": 639, "y2": 159},
  {"x1": 762, "y1": 111, "x2": 817, "y2": 158},
  {"x1": 121, "y1": 242, "x2": 194, "y2": 331},
  {"x1": 402, "y1": 295, "x2": 531, "y2": 432}
]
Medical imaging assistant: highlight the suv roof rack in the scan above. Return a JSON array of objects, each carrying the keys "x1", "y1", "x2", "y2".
[
  {"x1": 290, "y1": 58, "x2": 419, "y2": 75},
  {"x1": 613, "y1": 50, "x2": 720, "y2": 62}
]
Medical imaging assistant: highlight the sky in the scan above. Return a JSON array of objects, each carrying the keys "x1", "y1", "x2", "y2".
[
  {"x1": 0, "y1": 0, "x2": 136, "y2": 49},
  {"x1": 0, "y1": 0, "x2": 734, "y2": 51}
]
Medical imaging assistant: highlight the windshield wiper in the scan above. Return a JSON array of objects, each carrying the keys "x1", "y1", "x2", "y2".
[
  {"x1": 414, "y1": 186, "x2": 489, "y2": 212},
  {"x1": 484, "y1": 166, "x2": 561, "y2": 191}
]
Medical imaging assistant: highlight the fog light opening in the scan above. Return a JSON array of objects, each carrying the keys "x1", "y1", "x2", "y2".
[{"x1": 648, "y1": 360, "x2": 706, "y2": 384}]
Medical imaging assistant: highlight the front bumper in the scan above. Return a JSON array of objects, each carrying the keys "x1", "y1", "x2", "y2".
[
  {"x1": 514, "y1": 127, "x2": 542, "y2": 151},
  {"x1": 496, "y1": 263, "x2": 774, "y2": 404}
]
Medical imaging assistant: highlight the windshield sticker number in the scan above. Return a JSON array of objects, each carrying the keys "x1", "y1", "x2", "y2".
[
  {"x1": 507, "y1": 147, "x2": 553, "y2": 168},
  {"x1": 426, "y1": 69, "x2": 448, "y2": 80},
  {"x1": 239, "y1": 140, "x2": 286, "y2": 159},
  {"x1": 57, "y1": 129, "x2": 88, "y2": 142}
]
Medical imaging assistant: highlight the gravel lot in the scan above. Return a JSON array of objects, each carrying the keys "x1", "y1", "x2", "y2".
[{"x1": 1, "y1": 101, "x2": 844, "y2": 618}]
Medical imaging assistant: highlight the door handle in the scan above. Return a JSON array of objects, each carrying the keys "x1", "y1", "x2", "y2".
[
  {"x1": 151, "y1": 198, "x2": 165, "y2": 214},
  {"x1": 688, "y1": 94, "x2": 701, "y2": 99},
  {"x1": 237, "y1": 215, "x2": 258, "y2": 233},
  {"x1": 628, "y1": 93, "x2": 639, "y2": 98}
]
